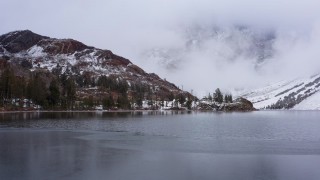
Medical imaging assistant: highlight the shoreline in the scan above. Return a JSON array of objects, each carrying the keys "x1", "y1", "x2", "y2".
[
  {"x1": 0, "y1": 109, "x2": 261, "y2": 113},
  {"x1": 0, "y1": 109, "x2": 193, "y2": 113},
  {"x1": 1, "y1": 109, "x2": 319, "y2": 114}
]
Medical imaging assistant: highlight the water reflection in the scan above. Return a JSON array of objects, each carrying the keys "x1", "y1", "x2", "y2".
[{"x1": 0, "y1": 110, "x2": 193, "y2": 121}]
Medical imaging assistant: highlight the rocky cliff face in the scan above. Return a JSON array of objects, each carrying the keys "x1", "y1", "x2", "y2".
[{"x1": 0, "y1": 30, "x2": 190, "y2": 99}]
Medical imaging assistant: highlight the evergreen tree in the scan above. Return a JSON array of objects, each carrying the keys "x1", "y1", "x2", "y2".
[
  {"x1": 135, "y1": 97, "x2": 143, "y2": 108},
  {"x1": 229, "y1": 94, "x2": 233, "y2": 103},
  {"x1": 83, "y1": 74, "x2": 92, "y2": 88},
  {"x1": 0, "y1": 68, "x2": 15, "y2": 100},
  {"x1": 65, "y1": 78, "x2": 76, "y2": 109},
  {"x1": 83, "y1": 96, "x2": 94, "y2": 108},
  {"x1": 224, "y1": 94, "x2": 233, "y2": 103},
  {"x1": 12, "y1": 77, "x2": 27, "y2": 99},
  {"x1": 103, "y1": 95, "x2": 114, "y2": 109},
  {"x1": 177, "y1": 93, "x2": 186, "y2": 105},
  {"x1": 48, "y1": 79, "x2": 60, "y2": 107},
  {"x1": 214, "y1": 88, "x2": 223, "y2": 103},
  {"x1": 91, "y1": 77, "x2": 96, "y2": 87},
  {"x1": 27, "y1": 73, "x2": 48, "y2": 107},
  {"x1": 117, "y1": 94, "x2": 130, "y2": 109},
  {"x1": 147, "y1": 99, "x2": 153, "y2": 106},
  {"x1": 160, "y1": 99, "x2": 164, "y2": 107},
  {"x1": 208, "y1": 93, "x2": 213, "y2": 101},
  {"x1": 167, "y1": 92, "x2": 175, "y2": 101},
  {"x1": 186, "y1": 100, "x2": 192, "y2": 110}
]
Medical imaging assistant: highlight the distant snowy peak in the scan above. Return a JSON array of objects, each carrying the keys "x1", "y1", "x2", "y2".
[
  {"x1": 142, "y1": 25, "x2": 276, "y2": 70},
  {"x1": 240, "y1": 74, "x2": 320, "y2": 109}
]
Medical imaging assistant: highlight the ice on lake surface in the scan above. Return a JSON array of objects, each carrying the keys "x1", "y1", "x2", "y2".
[{"x1": 1, "y1": 111, "x2": 320, "y2": 180}]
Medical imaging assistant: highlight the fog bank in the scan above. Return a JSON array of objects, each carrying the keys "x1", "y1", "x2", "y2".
[{"x1": 1, "y1": 0, "x2": 320, "y2": 96}]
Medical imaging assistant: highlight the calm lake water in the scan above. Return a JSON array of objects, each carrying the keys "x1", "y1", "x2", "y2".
[{"x1": 1, "y1": 111, "x2": 320, "y2": 180}]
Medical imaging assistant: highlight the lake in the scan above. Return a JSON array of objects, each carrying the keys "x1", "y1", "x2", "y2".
[{"x1": 1, "y1": 111, "x2": 320, "y2": 180}]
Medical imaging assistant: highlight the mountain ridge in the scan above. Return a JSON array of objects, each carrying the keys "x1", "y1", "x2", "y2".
[{"x1": 0, "y1": 30, "x2": 193, "y2": 110}]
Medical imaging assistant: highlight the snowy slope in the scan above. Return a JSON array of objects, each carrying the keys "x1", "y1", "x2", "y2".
[
  {"x1": 293, "y1": 91, "x2": 320, "y2": 110},
  {"x1": 240, "y1": 74, "x2": 320, "y2": 109}
]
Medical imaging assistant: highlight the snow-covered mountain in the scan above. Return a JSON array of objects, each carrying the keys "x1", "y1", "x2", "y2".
[
  {"x1": 0, "y1": 30, "x2": 188, "y2": 98},
  {"x1": 1, "y1": 30, "x2": 135, "y2": 76},
  {"x1": 239, "y1": 74, "x2": 320, "y2": 110}
]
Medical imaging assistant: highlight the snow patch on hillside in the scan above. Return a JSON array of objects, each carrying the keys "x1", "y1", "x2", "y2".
[
  {"x1": 27, "y1": 45, "x2": 46, "y2": 57},
  {"x1": 293, "y1": 91, "x2": 320, "y2": 110}
]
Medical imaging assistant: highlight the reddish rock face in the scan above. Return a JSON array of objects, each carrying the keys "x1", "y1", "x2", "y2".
[
  {"x1": 96, "y1": 50, "x2": 131, "y2": 66},
  {"x1": 38, "y1": 39, "x2": 90, "y2": 55}
]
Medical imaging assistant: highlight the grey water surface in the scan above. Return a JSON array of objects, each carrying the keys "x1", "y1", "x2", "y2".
[{"x1": 1, "y1": 111, "x2": 320, "y2": 180}]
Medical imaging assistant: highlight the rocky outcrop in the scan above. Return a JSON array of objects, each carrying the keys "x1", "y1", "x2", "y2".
[
  {"x1": 196, "y1": 98, "x2": 256, "y2": 112},
  {"x1": 220, "y1": 98, "x2": 256, "y2": 112}
]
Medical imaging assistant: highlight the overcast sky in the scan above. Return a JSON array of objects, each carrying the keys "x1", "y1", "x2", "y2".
[{"x1": 2, "y1": 0, "x2": 320, "y2": 95}]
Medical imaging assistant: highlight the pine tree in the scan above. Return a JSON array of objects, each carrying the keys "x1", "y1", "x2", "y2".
[
  {"x1": 48, "y1": 79, "x2": 60, "y2": 108},
  {"x1": 208, "y1": 93, "x2": 213, "y2": 101},
  {"x1": 84, "y1": 96, "x2": 94, "y2": 108},
  {"x1": 65, "y1": 77, "x2": 76, "y2": 109},
  {"x1": 12, "y1": 77, "x2": 27, "y2": 99},
  {"x1": 224, "y1": 94, "x2": 233, "y2": 103},
  {"x1": 136, "y1": 97, "x2": 143, "y2": 108},
  {"x1": 229, "y1": 94, "x2": 233, "y2": 103},
  {"x1": 186, "y1": 100, "x2": 192, "y2": 110},
  {"x1": 103, "y1": 95, "x2": 114, "y2": 109},
  {"x1": 178, "y1": 93, "x2": 186, "y2": 105},
  {"x1": 27, "y1": 73, "x2": 48, "y2": 107},
  {"x1": 224, "y1": 94, "x2": 229, "y2": 103},
  {"x1": 214, "y1": 88, "x2": 223, "y2": 103},
  {"x1": 0, "y1": 68, "x2": 15, "y2": 100},
  {"x1": 167, "y1": 92, "x2": 175, "y2": 101},
  {"x1": 117, "y1": 94, "x2": 130, "y2": 109}
]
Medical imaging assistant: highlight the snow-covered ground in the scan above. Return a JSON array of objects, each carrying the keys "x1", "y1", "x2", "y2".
[
  {"x1": 293, "y1": 91, "x2": 320, "y2": 110},
  {"x1": 240, "y1": 74, "x2": 320, "y2": 109}
]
